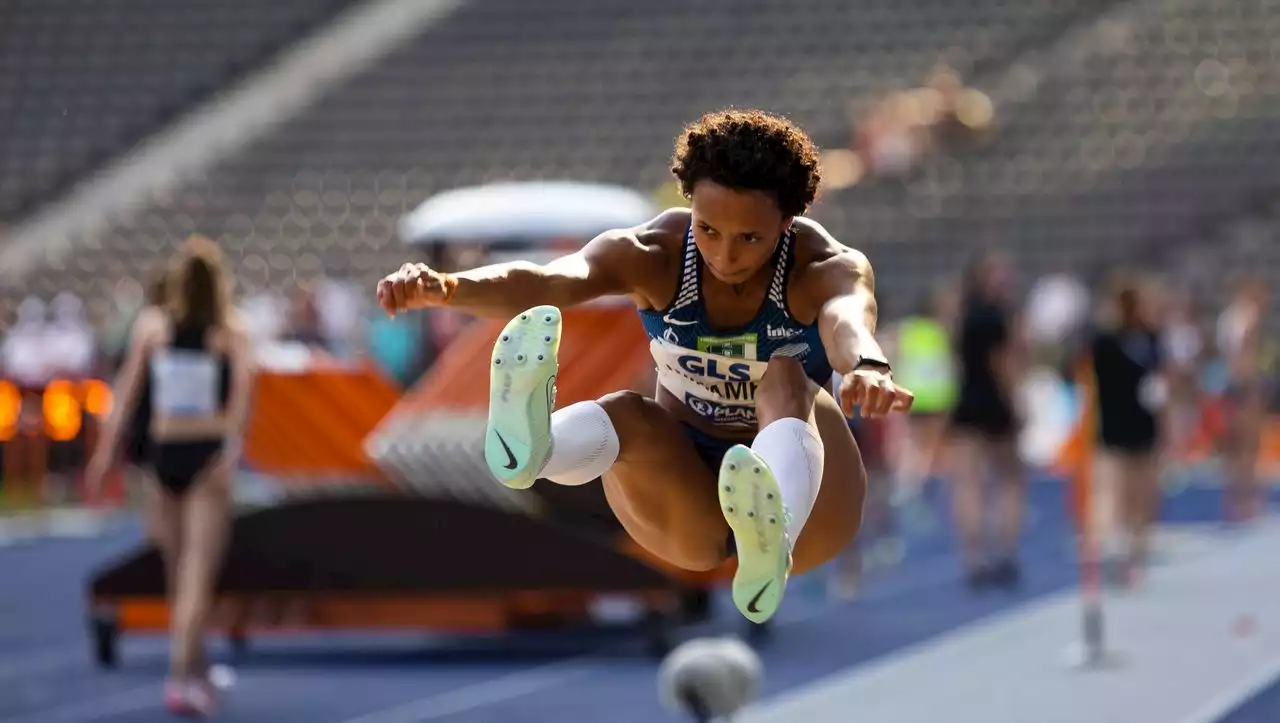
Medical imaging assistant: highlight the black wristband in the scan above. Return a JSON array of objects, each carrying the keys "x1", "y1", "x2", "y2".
[{"x1": 853, "y1": 356, "x2": 892, "y2": 374}]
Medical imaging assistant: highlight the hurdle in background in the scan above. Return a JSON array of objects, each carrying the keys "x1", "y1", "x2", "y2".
[{"x1": 1061, "y1": 354, "x2": 1110, "y2": 667}]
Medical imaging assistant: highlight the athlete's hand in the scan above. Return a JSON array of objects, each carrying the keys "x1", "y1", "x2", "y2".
[
  {"x1": 376, "y1": 263, "x2": 451, "y2": 316},
  {"x1": 839, "y1": 369, "x2": 914, "y2": 418}
]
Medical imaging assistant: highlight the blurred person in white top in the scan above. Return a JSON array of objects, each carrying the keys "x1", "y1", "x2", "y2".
[
  {"x1": 1162, "y1": 292, "x2": 1203, "y2": 453},
  {"x1": 313, "y1": 277, "x2": 364, "y2": 359},
  {"x1": 238, "y1": 289, "x2": 285, "y2": 346},
  {"x1": 1215, "y1": 279, "x2": 1267, "y2": 522},
  {"x1": 1025, "y1": 269, "x2": 1089, "y2": 367},
  {"x1": 45, "y1": 292, "x2": 96, "y2": 380},
  {"x1": 3, "y1": 297, "x2": 51, "y2": 390}
]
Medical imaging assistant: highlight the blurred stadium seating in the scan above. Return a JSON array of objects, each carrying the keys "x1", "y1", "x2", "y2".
[
  {"x1": 0, "y1": 0, "x2": 361, "y2": 223},
  {"x1": 821, "y1": 0, "x2": 1280, "y2": 316},
  {"x1": 0, "y1": 0, "x2": 1204, "y2": 308}
]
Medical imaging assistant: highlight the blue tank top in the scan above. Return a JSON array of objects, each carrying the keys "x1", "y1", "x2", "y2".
[{"x1": 638, "y1": 225, "x2": 833, "y2": 430}]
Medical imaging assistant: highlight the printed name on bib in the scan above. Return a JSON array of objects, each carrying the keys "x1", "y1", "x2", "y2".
[{"x1": 652, "y1": 334, "x2": 768, "y2": 427}]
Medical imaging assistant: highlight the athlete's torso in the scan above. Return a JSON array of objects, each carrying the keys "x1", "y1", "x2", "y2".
[
  {"x1": 148, "y1": 318, "x2": 232, "y2": 441},
  {"x1": 638, "y1": 224, "x2": 833, "y2": 431}
]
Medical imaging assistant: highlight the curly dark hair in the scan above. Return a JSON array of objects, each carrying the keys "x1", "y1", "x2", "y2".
[{"x1": 670, "y1": 108, "x2": 822, "y2": 218}]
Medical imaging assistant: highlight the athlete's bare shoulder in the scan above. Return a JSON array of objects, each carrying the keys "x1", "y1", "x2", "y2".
[
  {"x1": 587, "y1": 207, "x2": 685, "y2": 259},
  {"x1": 585, "y1": 207, "x2": 689, "y2": 309},
  {"x1": 633, "y1": 206, "x2": 691, "y2": 253},
  {"x1": 789, "y1": 217, "x2": 874, "y2": 318},
  {"x1": 791, "y1": 217, "x2": 872, "y2": 278}
]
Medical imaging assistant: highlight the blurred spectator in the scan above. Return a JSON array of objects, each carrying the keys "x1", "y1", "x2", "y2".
[
  {"x1": 949, "y1": 253, "x2": 1025, "y2": 589},
  {"x1": 313, "y1": 277, "x2": 364, "y2": 359},
  {"x1": 886, "y1": 285, "x2": 957, "y2": 509},
  {"x1": 1025, "y1": 266, "x2": 1089, "y2": 372},
  {"x1": 1217, "y1": 278, "x2": 1268, "y2": 522},
  {"x1": 848, "y1": 65, "x2": 994, "y2": 183},
  {"x1": 854, "y1": 91, "x2": 928, "y2": 177},
  {"x1": 101, "y1": 277, "x2": 148, "y2": 369},
  {"x1": 828, "y1": 385, "x2": 895, "y2": 601},
  {"x1": 1162, "y1": 291, "x2": 1205, "y2": 452},
  {"x1": 1089, "y1": 274, "x2": 1165, "y2": 586},
  {"x1": 240, "y1": 288, "x2": 286, "y2": 346},
  {"x1": 282, "y1": 282, "x2": 330, "y2": 351},
  {"x1": 367, "y1": 309, "x2": 423, "y2": 387},
  {"x1": 45, "y1": 292, "x2": 96, "y2": 381},
  {"x1": 3, "y1": 297, "x2": 51, "y2": 392}
]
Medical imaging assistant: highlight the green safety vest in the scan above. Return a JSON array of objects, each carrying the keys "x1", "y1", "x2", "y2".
[{"x1": 894, "y1": 316, "x2": 956, "y2": 413}]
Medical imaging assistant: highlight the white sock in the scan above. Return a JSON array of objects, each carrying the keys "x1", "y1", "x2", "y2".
[
  {"x1": 539, "y1": 401, "x2": 621, "y2": 486},
  {"x1": 751, "y1": 417, "x2": 824, "y2": 544}
]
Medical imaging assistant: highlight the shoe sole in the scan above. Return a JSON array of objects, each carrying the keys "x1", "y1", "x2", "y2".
[
  {"x1": 718, "y1": 445, "x2": 790, "y2": 624},
  {"x1": 484, "y1": 305, "x2": 561, "y2": 489}
]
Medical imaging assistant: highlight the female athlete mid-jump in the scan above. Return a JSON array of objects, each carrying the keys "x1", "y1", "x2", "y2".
[{"x1": 378, "y1": 109, "x2": 914, "y2": 623}]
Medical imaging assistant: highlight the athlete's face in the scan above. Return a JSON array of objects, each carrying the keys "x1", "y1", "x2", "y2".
[{"x1": 689, "y1": 180, "x2": 792, "y2": 285}]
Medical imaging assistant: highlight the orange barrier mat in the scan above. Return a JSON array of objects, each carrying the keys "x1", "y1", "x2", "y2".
[
  {"x1": 386, "y1": 305, "x2": 653, "y2": 418},
  {"x1": 243, "y1": 364, "x2": 401, "y2": 481}
]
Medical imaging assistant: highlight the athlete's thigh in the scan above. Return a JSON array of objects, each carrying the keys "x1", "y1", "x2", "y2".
[
  {"x1": 596, "y1": 391, "x2": 727, "y2": 570},
  {"x1": 912, "y1": 413, "x2": 950, "y2": 460},
  {"x1": 792, "y1": 389, "x2": 867, "y2": 575},
  {"x1": 180, "y1": 463, "x2": 234, "y2": 565},
  {"x1": 1091, "y1": 449, "x2": 1124, "y2": 517},
  {"x1": 1122, "y1": 451, "x2": 1160, "y2": 516},
  {"x1": 140, "y1": 472, "x2": 183, "y2": 576},
  {"x1": 984, "y1": 432, "x2": 1024, "y2": 483}
]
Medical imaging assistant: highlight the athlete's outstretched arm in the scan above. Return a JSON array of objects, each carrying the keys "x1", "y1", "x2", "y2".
[
  {"x1": 810, "y1": 246, "x2": 882, "y2": 373},
  {"x1": 220, "y1": 318, "x2": 256, "y2": 461},
  {"x1": 807, "y1": 240, "x2": 913, "y2": 417},
  {"x1": 84, "y1": 307, "x2": 162, "y2": 494},
  {"x1": 376, "y1": 229, "x2": 645, "y2": 318}
]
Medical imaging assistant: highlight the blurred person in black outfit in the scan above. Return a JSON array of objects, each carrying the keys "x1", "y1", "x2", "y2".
[
  {"x1": 88, "y1": 238, "x2": 254, "y2": 716},
  {"x1": 1089, "y1": 275, "x2": 1166, "y2": 586},
  {"x1": 950, "y1": 253, "x2": 1024, "y2": 589}
]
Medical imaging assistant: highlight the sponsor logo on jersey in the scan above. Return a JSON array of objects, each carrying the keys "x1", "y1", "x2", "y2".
[
  {"x1": 766, "y1": 324, "x2": 802, "y2": 340},
  {"x1": 685, "y1": 393, "x2": 757, "y2": 425}
]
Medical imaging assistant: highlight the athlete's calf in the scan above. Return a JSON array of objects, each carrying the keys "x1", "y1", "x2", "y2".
[{"x1": 751, "y1": 356, "x2": 826, "y2": 547}]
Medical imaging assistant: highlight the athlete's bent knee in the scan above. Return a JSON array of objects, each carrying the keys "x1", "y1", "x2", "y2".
[
  {"x1": 756, "y1": 356, "x2": 815, "y2": 424},
  {"x1": 597, "y1": 389, "x2": 648, "y2": 419},
  {"x1": 596, "y1": 390, "x2": 651, "y2": 456}
]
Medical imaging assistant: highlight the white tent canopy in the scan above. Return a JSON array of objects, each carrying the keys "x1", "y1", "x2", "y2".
[{"x1": 399, "y1": 181, "x2": 656, "y2": 246}]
